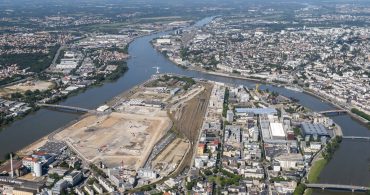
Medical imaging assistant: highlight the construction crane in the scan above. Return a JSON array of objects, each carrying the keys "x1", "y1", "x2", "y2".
[
  {"x1": 255, "y1": 84, "x2": 260, "y2": 93},
  {"x1": 152, "y1": 66, "x2": 160, "y2": 74}
]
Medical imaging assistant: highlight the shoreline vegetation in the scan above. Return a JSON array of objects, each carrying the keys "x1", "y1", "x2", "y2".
[
  {"x1": 351, "y1": 108, "x2": 370, "y2": 124},
  {"x1": 0, "y1": 61, "x2": 128, "y2": 129},
  {"x1": 301, "y1": 136, "x2": 343, "y2": 195}
]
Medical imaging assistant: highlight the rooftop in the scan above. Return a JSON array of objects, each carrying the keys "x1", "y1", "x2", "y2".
[
  {"x1": 301, "y1": 123, "x2": 329, "y2": 136},
  {"x1": 235, "y1": 108, "x2": 277, "y2": 115}
]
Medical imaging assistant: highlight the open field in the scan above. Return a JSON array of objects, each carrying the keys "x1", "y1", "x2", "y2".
[
  {"x1": 0, "y1": 80, "x2": 54, "y2": 96},
  {"x1": 151, "y1": 138, "x2": 189, "y2": 176},
  {"x1": 308, "y1": 158, "x2": 327, "y2": 183},
  {"x1": 54, "y1": 111, "x2": 171, "y2": 170}
]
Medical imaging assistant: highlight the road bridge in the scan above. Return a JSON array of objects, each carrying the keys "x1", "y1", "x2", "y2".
[
  {"x1": 342, "y1": 136, "x2": 370, "y2": 141},
  {"x1": 305, "y1": 183, "x2": 370, "y2": 192},
  {"x1": 318, "y1": 110, "x2": 347, "y2": 116},
  {"x1": 37, "y1": 103, "x2": 92, "y2": 113}
]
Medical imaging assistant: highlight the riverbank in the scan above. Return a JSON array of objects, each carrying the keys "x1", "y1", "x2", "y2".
[
  {"x1": 0, "y1": 62, "x2": 128, "y2": 130},
  {"x1": 16, "y1": 112, "x2": 89, "y2": 157},
  {"x1": 303, "y1": 89, "x2": 370, "y2": 126},
  {"x1": 180, "y1": 65, "x2": 370, "y2": 129},
  {"x1": 15, "y1": 73, "x2": 169, "y2": 159},
  {"x1": 308, "y1": 158, "x2": 327, "y2": 184}
]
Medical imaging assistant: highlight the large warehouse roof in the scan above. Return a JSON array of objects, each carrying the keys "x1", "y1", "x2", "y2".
[
  {"x1": 235, "y1": 108, "x2": 277, "y2": 115},
  {"x1": 301, "y1": 123, "x2": 329, "y2": 136},
  {"x1": 270, "y1": 122, "x2": 286, "y2": 138}
]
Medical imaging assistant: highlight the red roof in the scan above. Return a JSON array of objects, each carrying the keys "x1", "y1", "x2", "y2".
[
  {"x1": 212, "y1": 140, "x2": 220, "y2": 145},
  {"x1": 198, "y1": 143, "x2": 206, "y2": 148}
]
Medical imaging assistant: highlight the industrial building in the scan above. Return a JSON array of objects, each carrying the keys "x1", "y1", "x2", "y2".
[
  {"x1": 301, "y1": 122, "x2": 329, "y2": 139},
  {"x1": 137, "y1": 169, "x2": 157, "y2": 180},
  {"x1": 33, "y1": 162, "x2": 42, "y2": 177},
  {"x1": 275, "y1": 153, "x2": 304, "y2": 170},
  {"x1": 269, "y1": 123, "x2": 286, "y2": 140},
  {"x1": 0, "y1": 177, "x2": 43, "y2": 194},
  {"x1": 37, "y1": 141, "x2": 67, "y2": 155},
  {"x1": 235, "y1": 108, "x2": 277, "y2": 116}
]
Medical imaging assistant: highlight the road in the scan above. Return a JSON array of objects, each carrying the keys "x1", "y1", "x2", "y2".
[{"x1": 47, "y1": 44, "x2": 66, "y2": 71}]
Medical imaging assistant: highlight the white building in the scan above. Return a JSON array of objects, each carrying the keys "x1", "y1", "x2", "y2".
[
  {"x1": 137, "y1": 168, "x2": 157, "y2": 180},
  {"x1": 270, "y1": 122, "x2": 286, "y2": 140},
  {"x1": 93, "y1": 183, "x2": 104, "y2": 194},
  {"x1": 64, "y1": 171, "x2": 82, "y2": 186},
  {"x1": 33, "y1": 161, "x2": 42, "y2": 177},
  {"x1": 226, "y1": 110, "x2": 234, "y2": 123},
  {"x1": 98, "y1": 176, "x2": 115, "y2": 192}
]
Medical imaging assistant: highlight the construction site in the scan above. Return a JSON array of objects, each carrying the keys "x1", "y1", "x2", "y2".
[{"x1": 47, "y1": 74, "x2": 213, "y2": 189}]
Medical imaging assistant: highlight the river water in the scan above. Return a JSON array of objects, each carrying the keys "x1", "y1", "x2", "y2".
[{"x1": 0, "y1": 17, "x2": 369, "y2": 194}]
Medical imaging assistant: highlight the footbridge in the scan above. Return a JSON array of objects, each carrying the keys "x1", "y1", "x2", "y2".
[
  {"x1": 37, "y1": 103, "x2": 93, "y2": 113},
  {"x1": 342, "y1": 136, "x2": 370, "y2": 141},
  {"x1": 318, "y1": 109, "x2": 347, "y2": 115},
  {"x1": 305, "y1": 183, "x2": 370, "y2": 192}
]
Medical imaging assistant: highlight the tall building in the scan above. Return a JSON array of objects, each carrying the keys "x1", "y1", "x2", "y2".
[
  {"x1": 33, "y1": 162, "x2": 42, "y2": 177},
  {"x1": 226, "y1": 110, "x2": 234, "y2": 123}
]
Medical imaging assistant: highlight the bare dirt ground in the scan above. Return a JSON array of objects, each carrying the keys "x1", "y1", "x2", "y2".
[
  {"x1": 151, "y1": 138, "x2": 189, "y2": 175},
  {"x1": 130, "y1": 90, "x2": 170, "y2": 102},
  {"x1": 17, "y1": 137, "x2": 49, "y2": 156},
  {"x1": 117, "y1": 106, "x2": 167, "y2": 117},
  {"x1": 54, "y1": 111, "x2": 171, "y2": 170},
  {"x1": 0, "y1": 80, "x2": 54, "y2": 96}
]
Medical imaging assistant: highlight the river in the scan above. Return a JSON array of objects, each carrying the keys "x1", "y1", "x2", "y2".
[{"x1": 0, "y1": 17, "x2": 369, "y2": 194}]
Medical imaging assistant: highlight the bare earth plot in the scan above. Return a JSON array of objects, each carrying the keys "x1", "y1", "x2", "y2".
[
  {"x1": 54, "y1": 111, "x2": 171, "y2": 170},
  {"x1": 130, "y1": 90, "x2": 169, "y2": 102},
  {"x1": 0, "y1": 80, "x2": 54, "y2": 96},
  {"x1": 151, "y1": 138, "x2": 189, "y2": 176}
]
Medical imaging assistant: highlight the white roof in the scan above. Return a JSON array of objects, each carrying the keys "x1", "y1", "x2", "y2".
[
  {"x1": 97, "y1": 105, "x2": 109, "y2": 112},
  {"x1": 270, "y1": 122, "x2": 285, "y2": 138}
]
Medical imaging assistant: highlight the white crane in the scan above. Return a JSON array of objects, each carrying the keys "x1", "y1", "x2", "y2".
[{"x1": 152, "y1": 66, "x2": 160, "y2": 74}]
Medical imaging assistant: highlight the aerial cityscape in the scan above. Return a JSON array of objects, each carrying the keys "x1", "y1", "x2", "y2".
[{"x1": 0, "y1": 0, "x2": 370, "y2": 195}]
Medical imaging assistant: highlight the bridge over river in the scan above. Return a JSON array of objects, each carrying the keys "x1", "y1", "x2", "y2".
[
  {"x1": 318, "y1": 109, "x2": 347, "y2": 115},
  {"x1": 37, "y1": 103, "x2": 93, "y2": 113},
  {"x1": 342, "y1": 136, "x2": 370, "y2": 141},
  {"x1": 305, "y1": 183, "x2": 370, "y2": 192}
]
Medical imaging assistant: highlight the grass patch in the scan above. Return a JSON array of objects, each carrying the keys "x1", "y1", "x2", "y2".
[
  {"x1": 304, "y1": 188, "x2": 313, "y2": 195},
  {"x1": 308, "y1": 158, "x2": 327, "y2": 183}
]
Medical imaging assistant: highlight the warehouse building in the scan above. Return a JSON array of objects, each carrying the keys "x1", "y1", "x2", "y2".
[
  {"x1": 235, "y1": 108, "x2": 277, "y2": 116},
  {"x1": 301, "y1": 123, "x2": 329, "y2": 140},
  {"x1": 270, "y1": 123, "x2": 286, "y2": 140}
]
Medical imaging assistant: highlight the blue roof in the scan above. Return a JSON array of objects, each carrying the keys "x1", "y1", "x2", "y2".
[
  {"x1": 301, "y1": 123, "x2": 329, "y2": 136},
  {"x1": 235, "y1": 108, "x2": 277, "y2": 115}
]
